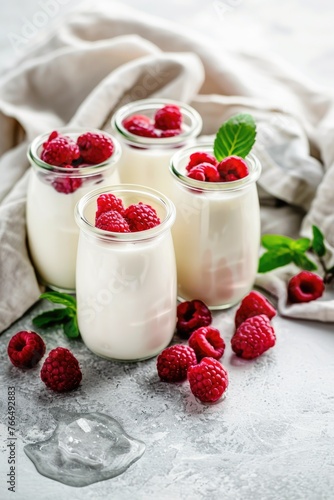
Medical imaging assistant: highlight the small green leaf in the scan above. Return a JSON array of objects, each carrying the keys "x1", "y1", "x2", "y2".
[
  {"x1": 32, "y1": 308, "x2": 71, "y2": 328},
  {"x1": 312, "y1": 225, "x2": 326, "y2": 257},
  {"x1": 213, "y1": 113, "x2": 256, "y2": 160},
  {"x1": 291, "y1": 238, "x2": 311, "y2": 253},
  {"x1": 292, "y1": 252, "x2": 317, "y2": 271},
  {"x1": 261, "y1": 234, "x2": 294, "y2": 250},
  {"x1": 258, "y1": 248, "x2": 293, "y2": 273},
  {"x1": 63, "y1": 317, "x2": 80, "y2": 339},
  {"x1": 40, "y1": 291, "x2": 76, "y2": 310}
]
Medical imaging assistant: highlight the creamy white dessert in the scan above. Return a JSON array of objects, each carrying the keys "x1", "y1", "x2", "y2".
[
  {"x1": 170, "y1": 147, "x2": 262, "y2": 309},
  {"x1": 27, "y1": 174, "x2": 118, "y2": 291},
  {"x1": 111, "y1": 99, "x2": 202, "y2": 200},
  {"x1": 26, "y1": 129, "x2": 121, "y2": 292},
  {"x1": 75, "y1": 186, "x2": 177, "y2": 361}
]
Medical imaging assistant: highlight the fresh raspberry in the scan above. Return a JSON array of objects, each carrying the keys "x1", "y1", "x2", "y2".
[
  {"x1": 235, "y1": 290, "x2": 276, "y2": 329},
  {"x1": 160, "y1": 128, "x2": 182, "y2": 137},
  {"x1": 51, "y1": 165, "x2": 83, "y2": 194},
  {"x1": 96, "y1": 193, "x2": 125, "y2": 219},
  {"x1": 187, "y1": 357, "x2": 228, "y2": 403},
  {"x1": 188, "y1": 326, "x2": 225, "y2": 361},
  {"x1": 43, "y1": 130, "x2": 59, "y2": 146},
  {"x1": 186, "y1": 152, "x2": 218, "y2": 172},
  {"x1": 154, "y1": 105, "x2": 182, "y2": 131},
  {"x1": 7, "y1": 330, "x2": 46, "y2": 369},
  {"x1": 124, "y1": 202, "x2": 161, "y2": 232},
  {"x1": 217, "y1": 155, "x2": 249, "y2": 181},
  {"x1": 77, "y1": 132, "x2": 114, "y2": 164},
  {"x1": 123, "y1": 114, "x2": 151, "y2": 128},
  {"x1": 41, "y1": 135, "x2": 80, "y2": 166},
  {"x1": 157, "y1": 344, "x2": 197, "y2": 383},
  {"x1": 123, "y1": 115, "x2": 158, "y2": 138},
  {"x1": 288, "y1": 271, "x2": 325, "y2": 303},
  {"x1": 187, "y1": 163, "x2": 220, "y2": 182},
  {"x1": 231, "y1": 314, "x2": 276, "y2": 360},
  {"x1": 95, "y1": 210, "x2": 130, "y2": 232},
  {"x1": 176, "y1": 300, "x2": 212, "y2": 338},
  {"x1": 40, "y1": 347, "x2": 82, "y2": 392}
]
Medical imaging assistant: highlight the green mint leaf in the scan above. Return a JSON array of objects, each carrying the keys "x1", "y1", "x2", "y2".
[
  {"x1": 292, "y1": 252, "x2": 317, "y2": 271},
  {"x1": 290, "y1": 238, "x2": 311, "y2": 253},
  {"x1": 261, "y1": 234, "x2": 295, "y2": 250},
  {"x1": 258, "y1": 248, "x2": 293, "y2": 273},
  {"x1": 213, "y1": 113, "x2": 256, "y2": 160},
  {"x1": 312, "y1": 225, "x2": 326, "y2": 258},
  {"x1": 63, "y1": 317, "x2": 80, "y2": 339},
  {"x1": 32, "y1": 308, "x2": 72, "y2": 328},
  {"x1": 40, "y1": 291, "x2": 76, "y2": 310}
]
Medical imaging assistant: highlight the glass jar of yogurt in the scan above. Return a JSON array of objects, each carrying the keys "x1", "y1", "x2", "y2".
[
  {"x1": 26, "y1": 128, "x2": 121, "y2": 293},
  {"x1": 75, "y1": 184, "x2": 177, "y2": 361},
  {"x1": 111, "y1": 99, "x2": 202, "y2": 200},
  {"x1": 170, "y1": 145, "x2": 262, "y2": 309}
]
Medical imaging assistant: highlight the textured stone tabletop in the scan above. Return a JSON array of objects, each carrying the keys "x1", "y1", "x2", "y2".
[{"x1": 1, "y1": 297, "x2": 334, "y2": 500}]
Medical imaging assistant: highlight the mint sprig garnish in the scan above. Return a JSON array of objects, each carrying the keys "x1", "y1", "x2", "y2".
[
  {"x1": 258, "y1": 224, "x2": 334, "y2": 283},
  {"x1": 213, "y1": 113, "x2": 256, "y2": 161},
  {"x1": 32, "y1": 291, "x2": 80, "y2": 338}
]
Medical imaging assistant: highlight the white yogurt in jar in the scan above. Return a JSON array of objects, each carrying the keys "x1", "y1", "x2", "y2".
[
  {"x1": 111, "y1": 98, "x2": 202, "y2": 200},
  {"x1": 75, "y1": 185, "x2": 177, "y2": 361},
  {"x1": 170, "y1": 146, "x2": 262, "y2": 309},
  {"x1": 26, "y1": 128, "x2": 121, "y2": 292}
]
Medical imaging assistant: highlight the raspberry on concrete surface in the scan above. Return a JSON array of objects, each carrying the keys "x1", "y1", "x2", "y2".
[
  {"x1": 231, "y1": 314, "x2": 276, "y2": 360},
  {"x1": 176, "y1": 299, "x2": 212, "y2": 338},
  {"x1": 157, "y1": 344, "x2": 197, "y2": 383},
  {"x1": 40, "y1": 347, "x2": 82, "y2": 392},
  {"x1": 187, "y1": 357, "x2": 229, "y2": 403},
  {"x1": 235, "y1": 290, "x2": 276, "y2": 329},
  {"x1": 188, "y1": 326, "x2": 225, "y2": 361},
  {"x1": 7, "y1": 330, "x2": 46, "y2": 369}
]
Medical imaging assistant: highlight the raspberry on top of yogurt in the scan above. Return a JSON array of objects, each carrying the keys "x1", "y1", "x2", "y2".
[
  {"x1": 122, "y1": 104, "x2": 183, "y2": 138},
  {"x1": 184, "y1": 113, "x2": 257, "y2": 183},
  {"x1": 95, "y1": 193, "x2": 161, "y2": 233},
  {"x1": 39, "y1": 130, "x2": 116, "y2": 194}
]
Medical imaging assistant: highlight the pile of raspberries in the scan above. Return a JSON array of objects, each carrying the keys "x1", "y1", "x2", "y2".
[{"x1": 157, "y1": 290, "x2": 277, "y2": 403}]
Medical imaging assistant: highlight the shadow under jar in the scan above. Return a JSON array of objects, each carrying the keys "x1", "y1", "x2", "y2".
[
  {"x1": 75, "y1": 184, "x2": 177, "y2": 361},
  {"x1": 169, "y1": 145, "x2": 262, "y2": 310},
  {"x1": 26, "y1": 128, "x2": 121, "y2": 293},
  {"x1": 111, "y1": 98, "x2": 202, "y2": 201}
]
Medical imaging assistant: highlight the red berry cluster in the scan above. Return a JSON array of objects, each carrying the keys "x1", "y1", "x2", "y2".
[
  {"x1": 95, "y1": 193, "x2": 161, "y2": 233},
  {"x1": 7, "y1": 331, "x2": 82, "y2": 392},
  {"x1": 157, "y1": 299, "x2": 228, "y2": 403},
  {"x1": 185, "y1": 152, "x2": 249, "y2": 182},
  {"x1": 122, "y1": 104, "x2": 183, "y2": 138},
  {"x1": 40, "y1": 130, "x2": 115, "y2": 194},
  {"x1": 157, "y1": 291, "x2": 277, "y2": 403}
]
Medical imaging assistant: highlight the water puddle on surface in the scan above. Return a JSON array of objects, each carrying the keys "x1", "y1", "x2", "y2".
[{"x1": 24, "y1": 412, "x2": 145, "y2": 487}]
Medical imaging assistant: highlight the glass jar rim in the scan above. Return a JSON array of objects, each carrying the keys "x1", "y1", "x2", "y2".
[
  {"x1": 75, "y1": 184, "x2": 176, "y2": 242},
  {"x1": 28, "y1": 127, "x2": 122, "y2": 176},
  {"x1": 169, "y1": 144, "x2": 262, "y2": 192},
  {"x1": 111, "y1": 98, "x2": 202, "y2": 148}
]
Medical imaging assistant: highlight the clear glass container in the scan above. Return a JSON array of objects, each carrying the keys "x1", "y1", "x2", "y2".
[
  {"x1": 170, "y1": 144, "x2": 262, "y2": 309},
  {"x1": 26, "y1": 128, "x2": 121, "y2": 293},
  {"x1": 75, "y1": 184, "x2": 177, "y2": 361},
  {"x1": 111, "y1": 98, "x2": 202, "y2": 200}
]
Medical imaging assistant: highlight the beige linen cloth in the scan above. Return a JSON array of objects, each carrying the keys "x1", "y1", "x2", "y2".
[{"x1": 1, "y1": 1, "x2": 334, "y2": 333}]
